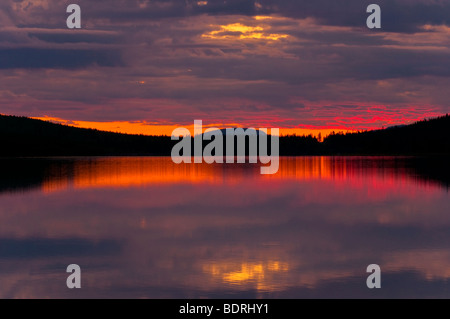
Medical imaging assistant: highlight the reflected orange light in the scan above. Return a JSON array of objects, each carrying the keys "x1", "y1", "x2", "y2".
[
  {"x1": 72, "y1": 158, "x2": 227, "y2": 188},
  {"x1": 39, "y1": 157, "x2": 431, "y2": 195},
  {"x1": 40, "y1": 158, "x2": 250, "y2": 192},
  {"x1": 42, "y1": 176, "x2": 70, "y2": 194},
  {"x1": 203, "y1": 260, "x2": 289, "y2": 291},
  {"x1": 265, "y1": 157, "x2": 340, "y2": 180},
  {"x1": 40, "y1": 158, "x2": 338, "y2": 192}
]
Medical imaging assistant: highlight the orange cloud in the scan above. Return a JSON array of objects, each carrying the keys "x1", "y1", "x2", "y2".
[{"x1": 202, "y1": 19, "x2": 289, "y2": 41}]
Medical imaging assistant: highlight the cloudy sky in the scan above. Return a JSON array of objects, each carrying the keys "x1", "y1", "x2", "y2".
[{"x1": 1, "y1": 0, "x2": 450, "y2": 135}]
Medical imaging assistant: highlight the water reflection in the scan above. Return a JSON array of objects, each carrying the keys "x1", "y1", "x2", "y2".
[
  {"x1": 204, "y1": 260, "x2": 290, "y2": 292},
  {"x1": 1, "y1": 156, "x2": 448, "y2": 192},
  {"x1": 0, "y1": 157, "x2": 448, "y2": 298}
]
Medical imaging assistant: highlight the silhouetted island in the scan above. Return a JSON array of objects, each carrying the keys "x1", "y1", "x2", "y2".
[{"x1": 0, "y1": 114, "x2": 449, "y2": 157}]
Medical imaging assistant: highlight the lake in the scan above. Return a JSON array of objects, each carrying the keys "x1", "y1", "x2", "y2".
[{"x1": 0, "y1": 156, "x2": 448, "y2": 298}]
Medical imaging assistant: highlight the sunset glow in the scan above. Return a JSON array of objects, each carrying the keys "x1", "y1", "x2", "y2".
[{"x1": 33, "y1": 116, "x2": 354, "y2": 138}]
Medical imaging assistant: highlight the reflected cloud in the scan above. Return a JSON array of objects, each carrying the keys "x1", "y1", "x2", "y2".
[
  {"x1": 204, "y1": 260, "x2": 289, "y2": 291},
  {"x1": 0, "y1": 237, "x2": 121, "y2": 259}
]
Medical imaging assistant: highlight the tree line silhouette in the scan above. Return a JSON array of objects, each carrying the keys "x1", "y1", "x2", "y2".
[{"x1": 0, "y1": 114, "x2": 449, "y2": 156}]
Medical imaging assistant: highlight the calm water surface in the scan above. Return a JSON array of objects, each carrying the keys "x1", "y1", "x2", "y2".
[{"x1": 0, "y1": 156, "x2": 448, "y2": 298}]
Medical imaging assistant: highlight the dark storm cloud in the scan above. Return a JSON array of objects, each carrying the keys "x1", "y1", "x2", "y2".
[
  {"x1": 194, "y1": 0, "x2": 258, "y2": 15},
  {"x1": 70, "y1": 0, "x2": 258, "y2": 21},
  {"x1": 137, "y1": 0, "x2": 450, "y2": 33},
  {"x1": 0, "y1": 48, "x2": 123, "y2": 69},
  {"x1": 257, "y1": 0, "x2": 450, "y2": 32},
  {"x1": 68, "y1": 0, "x2": 450, "y2": 33},
  {"x1": 11, "y1": 0, "x2": 448, "y2": 32}
]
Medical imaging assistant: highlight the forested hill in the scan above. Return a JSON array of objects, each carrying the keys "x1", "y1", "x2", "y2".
[
  {"x1": 0, "y1": 114, "x2": 449, "y2": 156},
  {"x1": 0, "y1": 115, "x2": 174, "y2": 156},
  {"x1": 321, "y1": 114, "x2": 450, "y2": 155}
]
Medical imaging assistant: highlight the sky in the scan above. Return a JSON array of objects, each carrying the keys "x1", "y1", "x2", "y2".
[{"x1": 1, "y1": 0, "x2": 450, "y2": 136}]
